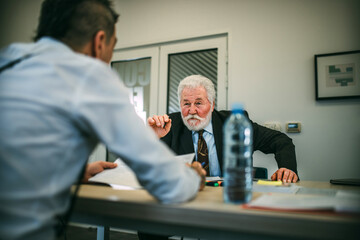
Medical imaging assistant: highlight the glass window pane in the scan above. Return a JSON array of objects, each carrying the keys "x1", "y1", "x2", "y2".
[
  {"x1": 167, "y1": 49, "x2": 218, "y2": 113},
  {"x1": 111, "y1": 58, "x2": 151, "y2": 122}
]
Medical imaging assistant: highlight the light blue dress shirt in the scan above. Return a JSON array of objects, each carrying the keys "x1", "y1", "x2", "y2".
[
  {"x1": 0, "y1": 38, "x2": 200, "y2": 240},
  {"x1": 192, "y1": 121, "x2": 221, "y2": 176}
]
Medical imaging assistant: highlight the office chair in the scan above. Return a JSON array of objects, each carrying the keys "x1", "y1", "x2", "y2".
[{"x1": 253, "y1": 167, "x2": 268, "y2": 179}]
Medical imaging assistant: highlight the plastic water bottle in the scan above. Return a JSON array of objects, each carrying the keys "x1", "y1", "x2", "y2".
[{"x1": 223, "y1": 103, "x2": 253, "y2": 204}]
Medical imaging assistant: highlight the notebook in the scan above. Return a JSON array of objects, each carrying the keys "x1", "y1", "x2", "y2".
[{"x1": 330, "y1": 178, "x2": 360, "y2": 186}]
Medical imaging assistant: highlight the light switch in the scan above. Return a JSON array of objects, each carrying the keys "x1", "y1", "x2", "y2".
[{"x1": 286, "y1": 122, "x2": 301, "y2": 133}]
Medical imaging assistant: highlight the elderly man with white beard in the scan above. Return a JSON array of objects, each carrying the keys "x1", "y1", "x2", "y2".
[
  {"x1": 148, "y1": 74, "x2": 299, "y2": 182},
  {"x1": 142, "y1": 74, "x2": 300, "y2": 240}
]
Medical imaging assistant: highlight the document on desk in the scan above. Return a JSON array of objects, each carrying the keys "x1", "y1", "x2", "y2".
[
  {"x1": 248, "y1": 193, "x2": 335, "y2": 211},
  {"x1": 88, "y1": 153, "x2": 195, "y2": 190},
  {"x1": 89, "y1": 158, "x2": 141, "y2": 189},
  {"x1": 334, "y1": 190, "x2": 360, "y2": 213},
  {"x1": 253, "y1": 182, "x2": 299, "y2": 194},
  {"x1": 248, "y1": 190, "x2": 360, "y2": 213},
  {"x1": 176, "y1": 153, "x2": 196, "y2": 164}
]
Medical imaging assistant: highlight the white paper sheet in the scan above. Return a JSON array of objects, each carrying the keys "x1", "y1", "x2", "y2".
[
  {"x1": 334, "y1": 190, "x2": 360, "y2": 213},
  {"x1": 248, "y1": 189, "x2": 360, "y2": 213},
  {"x1": 89, "y1": 153, "x2": 195, "y2": 190},
  {"x1": 89, "y1": 158, "x2": 142, "y2": 189},
  {"x1": 206, "y1": 176, "x2": 223, "y2": 181},
  {"x1": 253, "y1": 183, "x2": 300, "y2": 194},
  {"x1": 248, "y1": 193, "x2": 335, "y2": 210},
  {"x1": 176, "y1": 153, "x2": 195, "y2": 164}
]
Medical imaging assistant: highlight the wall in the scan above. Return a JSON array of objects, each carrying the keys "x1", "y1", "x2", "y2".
[
  {"x1": 112, "y1": 0, "x2": 360, "y2": 181},
  {"x1": 0, "y1": 0, "x2": 43, "y2": 47},
  {"x1": 1, "y1": 0, "x2": 359, "y2": 181}
]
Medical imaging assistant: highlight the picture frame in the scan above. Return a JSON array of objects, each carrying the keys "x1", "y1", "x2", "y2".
[{"x1": 315, "y1": 50, "x2": 360, "y2": 100}]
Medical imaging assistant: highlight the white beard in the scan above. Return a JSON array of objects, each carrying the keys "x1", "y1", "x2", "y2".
[{"x1": 181, "y1": 111, "x2": 212, "y2": 131}]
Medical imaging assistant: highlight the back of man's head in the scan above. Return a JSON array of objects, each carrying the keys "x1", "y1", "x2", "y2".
[{"x1": 34, "y1": 0, "x2": 119, "y2": 49}]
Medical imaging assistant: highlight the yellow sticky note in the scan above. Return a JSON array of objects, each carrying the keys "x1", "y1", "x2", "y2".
[{"x1": 257, "y1": 180, "x2": 282, "y2": 186}]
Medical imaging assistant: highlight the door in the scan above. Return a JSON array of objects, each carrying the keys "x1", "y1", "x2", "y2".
[
  {"x1": 90, "y1": 35, "x2": 228, "y2": 162},
  {"x1": 111, "y1": 34, "x2": 228, "y2": 117},
  {"x1": 111, "y1": 47, "x2": 160, "y2": 122},
  {"x1": 159, "y1": 35, "x2": 228, "y2": 114}
]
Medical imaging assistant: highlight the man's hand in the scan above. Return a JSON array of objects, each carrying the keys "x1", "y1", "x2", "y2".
[
  {"x1": 271, "y1": 168, "x2": 298, "y2": 183},
  {"x1": 82, "y1": 161, "x2": 117, "y2": 183},
  {"x1": 187, "y1": 161, "x2": 206, "y2": 191},
  {"x1": 147, "y1": 114, "x2": 172, "y2": 138}
]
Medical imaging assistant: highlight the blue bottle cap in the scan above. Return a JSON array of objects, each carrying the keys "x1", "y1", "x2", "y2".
[{"x1": 231, "y1": 102, "x2": 244, "y2": 113}]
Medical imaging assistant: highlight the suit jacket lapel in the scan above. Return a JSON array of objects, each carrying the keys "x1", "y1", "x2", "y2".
[
  {"x1": 169, "y1": 112, "x2": 194, "y2": 155},
  {"x1": 212, "y1": 110, "x2": 224, "y2": 174},
  {"x1": 179, "y1": 127, "x2": 194, "y2": 154}
]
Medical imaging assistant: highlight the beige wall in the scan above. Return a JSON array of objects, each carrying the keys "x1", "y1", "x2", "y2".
[
  {"x1": 1, "y1": 0, "x2": 360, "y2": 181},
  {"x1": 0, "y1": 0, "x2": 43, "y2": 47},
  {"x1": 115, "y1": 0, "x2": 360, "y2": 181}
]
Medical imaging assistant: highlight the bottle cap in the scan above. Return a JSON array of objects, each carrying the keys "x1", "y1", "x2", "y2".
[{"x1": 231, "y1": 102, "x2": 244, "y2": 113}]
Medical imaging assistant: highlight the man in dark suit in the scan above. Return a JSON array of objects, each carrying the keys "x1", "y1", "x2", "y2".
[
  {"x1": 140, "y1": 74, "x2": 298, "y2": 239},
  {"x1": 148, "y1": 74, "x2": 299, "y2": 182}
]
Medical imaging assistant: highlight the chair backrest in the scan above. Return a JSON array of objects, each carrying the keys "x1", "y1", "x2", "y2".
[{"x1": 254, "y1": 167, "x2": 268, "y2": 179}]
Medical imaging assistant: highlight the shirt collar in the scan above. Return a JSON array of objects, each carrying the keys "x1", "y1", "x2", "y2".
[
  {"x1": 37, "y1": 37, "x2": 75, "y2": 54},
  {"x1": 192, "y1": 120, "x2": 213, "y2": 135}
]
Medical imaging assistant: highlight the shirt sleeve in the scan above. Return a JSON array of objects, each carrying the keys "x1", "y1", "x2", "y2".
[{"x1": 72, "y1": 63, "x2": 200, "y2": 203}]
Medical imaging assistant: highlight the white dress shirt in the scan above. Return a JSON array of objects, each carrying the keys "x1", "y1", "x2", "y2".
[{"x1": 0, "y1": 37, "x2": 200, "y2": 240}]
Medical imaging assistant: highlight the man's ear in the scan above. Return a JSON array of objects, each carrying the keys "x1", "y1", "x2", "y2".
[{"x1": 92, "y1": 30, "x2": 107, "y2": 60}]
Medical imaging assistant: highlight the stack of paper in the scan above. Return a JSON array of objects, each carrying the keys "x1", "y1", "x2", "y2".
[
  {"x1": 89, "y1": 158, "x2": 142, "y2": 190},
  {"x1": 248, "y1": 187, "x2": 360, "y2": 213},
  {"x1": 89, "y1": 153, "x2": 195, "y2": 190}
]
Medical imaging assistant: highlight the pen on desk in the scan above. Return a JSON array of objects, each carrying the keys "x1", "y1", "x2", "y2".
[{"x1": 206, "y1": 181, "x2": 220, "y2": 187}]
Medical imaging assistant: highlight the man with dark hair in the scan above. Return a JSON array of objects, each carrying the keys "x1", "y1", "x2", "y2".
[
  {"x1": 34, "y1": 0, "x2": 119, "y2": 51},
  {"x1": 0, "y1": 1, "x2": 205, "y2": 239}
]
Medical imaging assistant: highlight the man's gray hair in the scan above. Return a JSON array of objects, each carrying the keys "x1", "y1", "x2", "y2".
[{"x1": 177, "y1": 75, "x2": 216, "y2": 106}]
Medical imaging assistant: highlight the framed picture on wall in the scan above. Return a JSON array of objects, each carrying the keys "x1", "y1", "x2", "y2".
[{"x1": 315, "y1": 50, "x2": 360, "y2": 100}]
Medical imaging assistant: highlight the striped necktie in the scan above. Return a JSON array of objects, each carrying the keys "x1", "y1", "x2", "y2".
[{"x1": 197, "y1": 130, "x2": 209, "y2": 176}]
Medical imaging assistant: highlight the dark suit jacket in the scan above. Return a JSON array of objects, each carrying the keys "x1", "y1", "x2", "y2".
[{"x1": 161, "y1": 109, "x2": 298, "y2": 176}]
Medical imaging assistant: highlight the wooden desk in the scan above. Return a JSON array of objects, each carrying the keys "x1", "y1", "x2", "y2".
[{"x1": 71, "y1": 181, "x2": 360, "y2": 240}]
